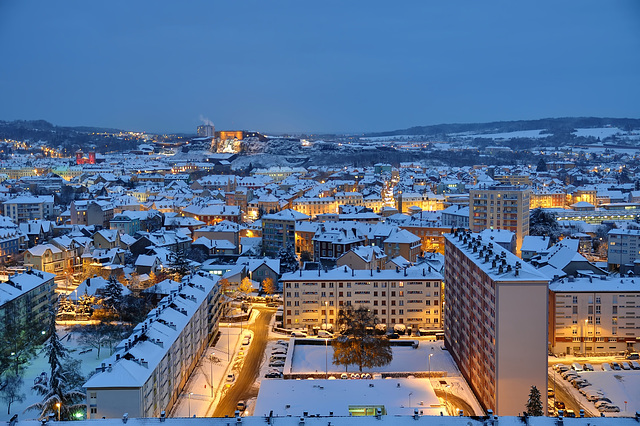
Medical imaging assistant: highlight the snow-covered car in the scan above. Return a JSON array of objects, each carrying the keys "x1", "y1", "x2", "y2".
[
  {"x1": 601, "y1": 363, "x2": 612, "y2": 371},
  {"x1": 226, "y1": 374, "x2": 236, "y2": 382},
  {"x1": 340, "y1": 373, "x2": 348, "y2": 379},
  {"x1": 269, "y1": 362, "x2": 285, "y2": 368},
  {"x1": 265, "y1": 372, "x2": 283, "y2": 378},
  {"x1": 553, "y1": 364, "x2": 569, "y2": 372},
  {"x1": 561, "y1": 371, "x2": 578, "y2": 380},
  {"x1": 599, "y1": 405, "x2": 620, "y2": 413},
  {"x1": 611, "y1": 362, "x2": 621, "y2": 371}
]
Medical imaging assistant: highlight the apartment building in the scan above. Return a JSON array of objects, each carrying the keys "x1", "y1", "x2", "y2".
[
  {"x1": 262, "y1": 209, "x2": 310, "y2": 256},
  {"x1": 549, "y1": 275, "x2": 639, "y2": 355},
  {"x1": 280, "y1": 265, "x2": 443, "y2": 333},
  {"x1": 70, "y1": 200, "x2": 115, "y2": 228},
  {"x1": 0, "y1": 270, "x2": 57, "y2": 335},
  {"x1": 444, "y1": 230, "x2": 548, "y2": 415},
  {"x1": 292, "y1": 197, "x2": 338, "y2": 218},
  {"x1": 608, "y1": 228, "x2": 640, "y2": 272},
  {"x1": 84, "y1": 273, "x2": 222, "y2": 419},
  {"x1": 3, "y1": 195, "x2": 55, "y2": 223},
  {"x1": 469, "y1": 185, "x2": 531, "y2": 253}
]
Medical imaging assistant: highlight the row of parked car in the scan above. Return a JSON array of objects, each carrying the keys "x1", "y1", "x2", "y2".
[
  {"x1": 601, "y1": 361, "x2": 640, "y2": 371},
  {"x1": 552, "y1": 364, "x2": 621, "y2": 413},
  {"x1": 265, "y1": 340, "x2": 289, "y2": 378}
]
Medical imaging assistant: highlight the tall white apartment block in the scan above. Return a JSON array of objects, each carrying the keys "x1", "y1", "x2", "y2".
[
  {"x1": 607, "y1": 228, "x2": 640, "y2": 272},
  {"x1": 444, "y1": 230, "x2": 548, "y2": 415},
  {"x1": 469, "y1": 185, "x2": 531, "y2": 254}
]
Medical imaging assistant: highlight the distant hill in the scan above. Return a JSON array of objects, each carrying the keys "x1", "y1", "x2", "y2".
[{"x1": 364, "y1": 117, "x2": 640, "y2": 138}]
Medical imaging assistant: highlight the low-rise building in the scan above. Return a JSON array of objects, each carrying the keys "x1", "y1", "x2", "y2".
[
  {"x1": 549, "y1": 275, "x2": 639, "y2": 356},
  {"x1": 83, "y1": 273, "x2": 222, "y2": 419}
]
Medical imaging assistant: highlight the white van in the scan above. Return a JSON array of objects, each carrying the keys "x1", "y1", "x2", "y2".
[
  {"x1": 571, "y1": 362, "x2": 584, "y2": 372},
  {"x1": 291, "y1": 331, "x2": 307, "y2": 338},
  {"x1": 601, "y1": 363, "x2": 612, "y2": 371},
  {"x1": 318, "y1": 330, "x2": 334, "y2": 338}
]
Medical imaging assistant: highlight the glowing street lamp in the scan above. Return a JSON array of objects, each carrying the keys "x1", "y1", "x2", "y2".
[
  {"x1": 188, "y1": 392, "x2": 193, "y2": 418},
  {"x1": 56, "y1": 403, "x2": 61, "y2": 421},
  {"x1": 428, "y1": 353, "x2": 433, "y2": 378}
]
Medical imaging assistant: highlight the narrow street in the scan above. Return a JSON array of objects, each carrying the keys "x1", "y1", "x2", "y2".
[
  {"x1": 433, "y1": 389, "x2": 476, "y2": 416},
  {"x1": 548, "y1": 371, "x2": 593, "y2": 417},
  {"x1": 212, "y1": 307, "x2": 274, "y2": 417}
]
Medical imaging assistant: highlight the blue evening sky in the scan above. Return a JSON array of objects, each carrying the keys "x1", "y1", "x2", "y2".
[{"x1": 1, "y1": 1, "x2": 639, "y2": 134}]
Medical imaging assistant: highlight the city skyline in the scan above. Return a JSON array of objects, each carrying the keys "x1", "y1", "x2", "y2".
[{"x1": 1, "y1": 1, "x2": 640, "y2": 134}]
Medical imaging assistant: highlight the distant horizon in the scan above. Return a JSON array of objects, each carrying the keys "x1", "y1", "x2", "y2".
[{"x1": 3, "y1": 114, "x2": 640, "y2": 137}]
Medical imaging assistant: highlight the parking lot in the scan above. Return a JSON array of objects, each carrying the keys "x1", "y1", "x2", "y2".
[{"x1": 550, "y1": 358, "x2": 640, "y2": 417}]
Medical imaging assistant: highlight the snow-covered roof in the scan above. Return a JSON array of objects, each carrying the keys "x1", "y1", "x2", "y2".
[
  {"x1": 0, "y1": 270, "x2": 55, "y2": 306},
  {"x1": 281, "y1": 264, "x2": 442, "y2": 282},
  {"x1": 549, "y1": 275, "x2": 640, "y2": 293},
  {"x1": 84, "y1": 273, "x2": 219, "y2": 389},
  {"x1": 520, "y1": 236, "x2": 551, "y2": 253}
]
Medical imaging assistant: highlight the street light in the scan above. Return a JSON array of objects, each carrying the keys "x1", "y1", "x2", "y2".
[
  {"x1": 56, "y1": 403, "x2": 61, "y2": 421},
  {"x1": 188, "y1": 392, "x2": 193, "y2": 418},
  {"x1": 428, "y1": 353, "x2": 433, "y2": 378},
  {"x1": 209, "y1": 353, "x2": 215, "y2": 398},
  {"x1": 408, "y1": 392, "x2": 413, "y2": 410},
  {"x1": 583, "y1": 318, "x2": 588, "y2": 355}
]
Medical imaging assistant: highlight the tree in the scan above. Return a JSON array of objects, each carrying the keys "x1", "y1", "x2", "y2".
[
  {"x1": 28, "y1": 306, "x2": 86, "y2": 421},
  {"x1": 278, "y1": 244, "x2": 299, "y2": 273},
  {"x1": 101, "y1": 275, "x2": 123, "y2": 313},
  {"x1": 332, "y1": 306, "x2": 392, "y2": 372},
  {"x1": 262, "y1": 277, "x2": 276, "y2": 295},
  {"x1": 75, "y1": 324, "x2": 109, "y2": 358},
  {"x1": 239, "y1": 277, "x2": 253, "y2": 296},
  {"x1": 525, "y1": 385, "x2": 543, "y2": 416},
  {"x1": 219, "y1": 278, "x2": 231, "y2": 295},
  {"x1": 0, "y1": 373, "x2": 25, "y2": 415},
  {"x1": 529, "y1": 208, "x2": 561, "y2": 243},
  {"x1": 167, "y1": 249, "x2": 191, "y2": 281},
  {"x1": 536, "y1": 158, "x2": 547, "y2": 172}
]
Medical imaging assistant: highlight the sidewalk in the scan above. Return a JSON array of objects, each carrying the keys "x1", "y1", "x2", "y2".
[{"x1": 171, "y1": 324, "x2": 244, "y2": 417}]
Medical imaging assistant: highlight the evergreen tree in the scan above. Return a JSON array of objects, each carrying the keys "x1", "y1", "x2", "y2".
[
  {"x1": 167, "y1": 248, "x2": 192, "y2": 281},
  {"x1": 536, "y1": 158, "x2": 547, "y2": 172},
  {"x1": 529, "y1": 208, "x2": 561, "y2": 242},
  {"x1": 28, "y1": 306, "x2": 86, "y2": 420},
  {"x1": 278, "y1": 244, "x2": 299, "y2": 273},
  {"x1": 525, "y1": 385, "x2": 543, "y2": 416},
  {"x1": 101, "y1": 275, "x2": 123, "y2": 313}
]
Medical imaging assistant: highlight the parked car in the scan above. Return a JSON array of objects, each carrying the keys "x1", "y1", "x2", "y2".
[
  {"x1": 340, "y1": 373, "x2": 348, "y2": 379},
  {"x1": 621, "y1": 362, "x2": 631, "y2": 370},
  {"x1": 236, "y1": 401, "x2": 246, "y2": 411},
  {"x1": 555, "y1": 401, "x2": 566, "y2": 410},
  {"x1": 601, "y1": 363, "x2": 612, "y2": 371},
  {"x1": 561, "y1": 371, "x2": 578, "y2": 379},
  {"x1": 630, "y1": 361, "x2": 640, "y2": 370},
  {"x1": 565, "y1": 410, "x2": 576, "y2": 418},
  {"x1": 583, "y1": 363, "x2": 594, "y2": 371},
  {"x1": 548, "y1": 388, "x2": 555, "y2": 398},
  {"x1": 626, "y1": 352, "x2": 639, "y2": 360},
  {"x1": 226, "y1": 374, "x2": 235, "y2": 382},
  {"x1": 553, "y1": 364, "x2": 569, "y2": 372},
  {"x1": 265, "y1": 372, "x2": 283, "y2": 378},
  {"x1": 611, "y1": 362, "x2": 622, "y2": 371},
  {"x1": 386, "y1": 333, "x2": 400, "y2": 339},
  {"x1": 291, "y1": 331, "x2": 307, "y2": 338}
]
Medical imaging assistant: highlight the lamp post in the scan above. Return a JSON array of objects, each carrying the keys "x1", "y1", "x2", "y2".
[
  {"x1": 428, "y1": 353, "x2": 433, "y2": 378},
  {"x1": 188, "y1": 392, "x2": 193, "y2": 418},
  {"x1": 209, "y1": 353, "x2": 215, "y2": 398},
  {"x1": 583, "y1": 318, "x2": 588, "y2": 355},
  {"x1": 325, "y1": 301, "x2": 329, "y2": 379},
  {"x1": 408, "y1": 392, "x2": 413, "y2": 410},
  {"x1": 56, "y1": 403, "x2": 61, "y2": 421},
  {"x1": 227, "y1": 322, "x2": 230, "y2": 362}
]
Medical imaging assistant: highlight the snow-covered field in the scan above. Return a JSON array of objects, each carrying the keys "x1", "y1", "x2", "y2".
[
  {"x1": 289, "y1": 340, "x2": 459, "y2": 375},
  {"x1": 573, "y1": 128, "x2": 623, "y2": 139},
  {"x1": 461, "y1": 130, "x2": 549, "y2": 140},
  {"x1": 2, "y1": 325, "x2": 113, "y2": 421}
]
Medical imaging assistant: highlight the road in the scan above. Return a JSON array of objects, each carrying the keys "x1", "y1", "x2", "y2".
[
  {"x1": 548, "y1": 371, "x2": 593, "y2": 417},
  {"x1": 213, "y1": 307, "x2": 274, "y2": 417},
  {"x1": 433, "y1": 388, "x2": 476, "y2": 416}
]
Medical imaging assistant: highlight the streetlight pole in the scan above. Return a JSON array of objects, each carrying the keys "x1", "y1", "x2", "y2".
[
  {"x1": 408, "y1": 392, "x2": 413, "y2": 410},
  {"x1": 56, "y1": 403, "x2": 61, "y2": 421},
  {"x1": 428, "y1": 353, "x2": 433, "y2": 378},
  {"x1": 227, "y1": 322, "x2": 230, "y2": 362},
  {"x1": 209, "y1": 353, "x2": 215, "y2": 398},
  {"x1": 188, "y1": 392, "x2": 193, "y2": 418},
  {"x1": 583, "y1": 318, "x2": 588, "y2": 355}
]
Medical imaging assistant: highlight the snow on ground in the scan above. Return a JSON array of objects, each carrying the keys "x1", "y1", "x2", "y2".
[
  {"x1": 2, "y1": 325, "x2": 114, "y2": 422},
  {"x1": 461, "y1": 130, "x2": 549, "y2": 139},
  {"x1": 573, "y1": 128, "x2": 623, "y2": 139},
  {"x1": 289, "y1": 340, "x2": 458, "y2": 375}
]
